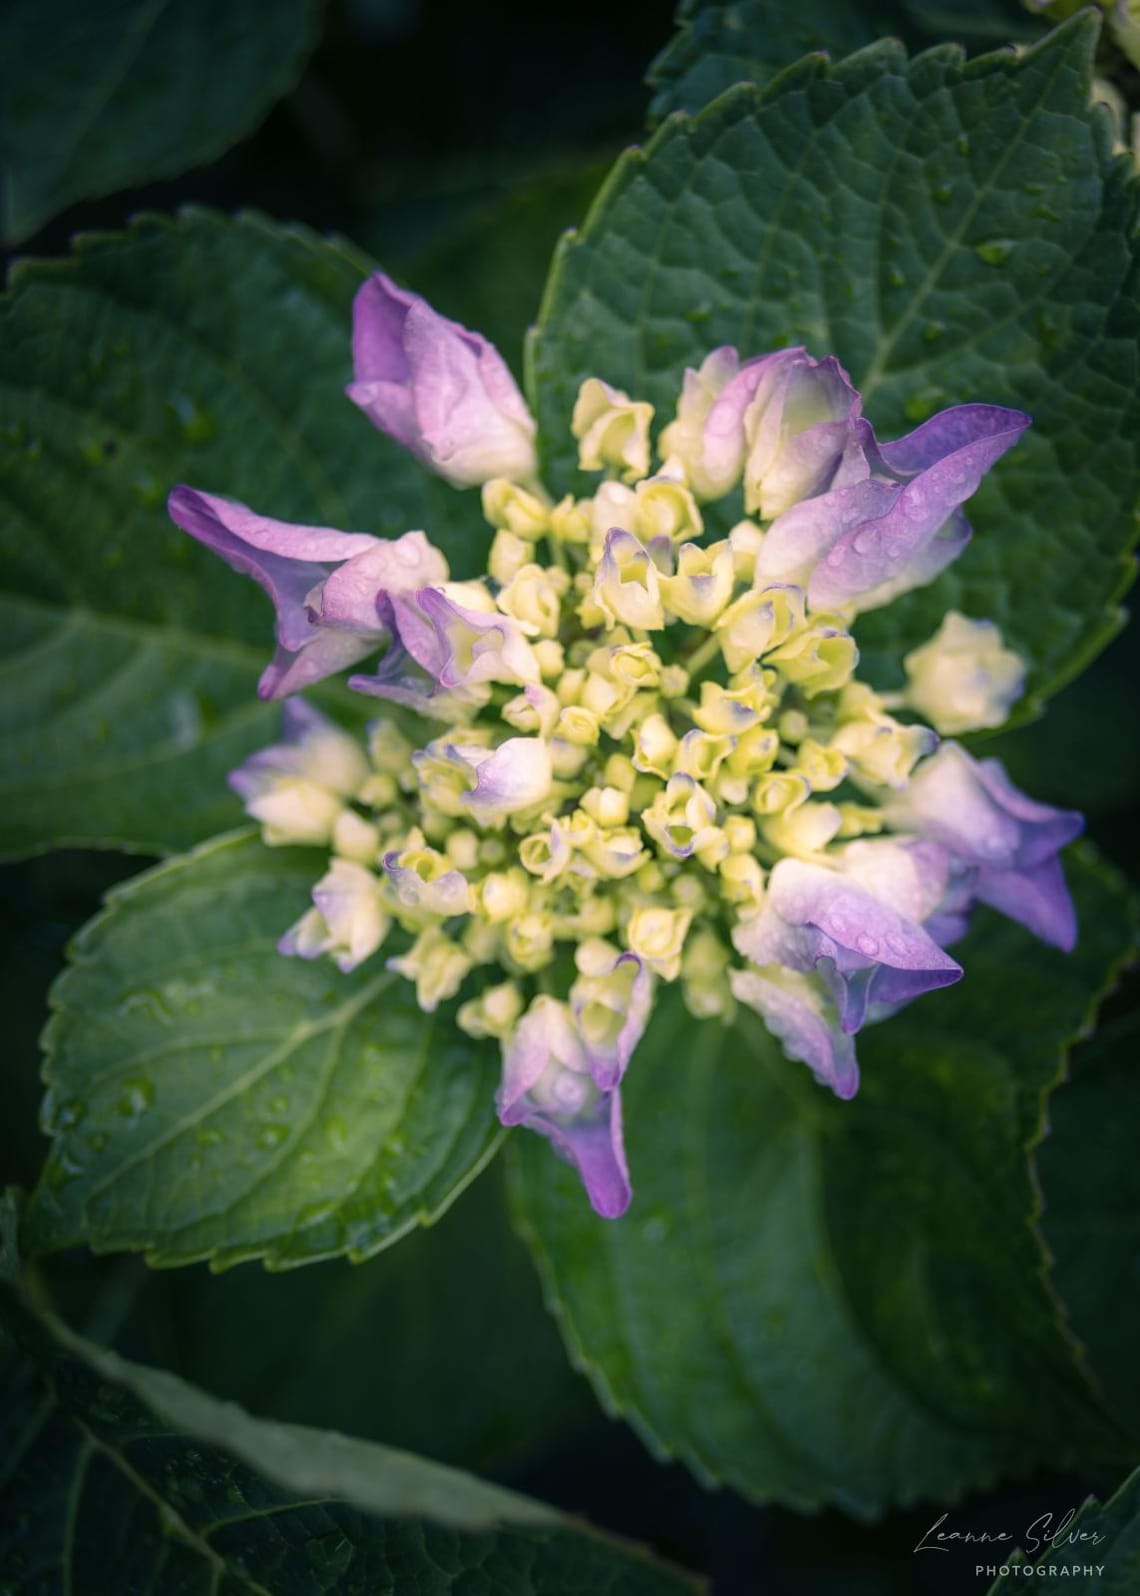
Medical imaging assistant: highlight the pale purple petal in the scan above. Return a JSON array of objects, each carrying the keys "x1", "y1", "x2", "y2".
[
  {"x1": 462, "y1": 738, "x2": 552, "y2": 814},
  {"x1": 168, "y1": 486, "x2": 377, "y2": 650},
  {"x1": 317, "y1": 532, "x2": 449, "y2": 632},
  {"x1": 808, "y1": 406, "x2": 1029, "y2": 610},
  {"x1": 755, "y1": 478, "x2": 898, "y2": 589},
  {"x1": 699, "y1": 348, "x2": 801, "y2": 492},
  {"x1": 883, "y1": 744, "x2": 1082, "y2": 871},
  {"x1": 498, "y1": 999, "x2": 588, "y2": 1124},
  {"x1": 731, "y1": 967, "x2": 859, "y2": 1099},
  {"x1": 259, "y1": 630, "x2": 381, "y2": 700},
  {"x1": 572, "y1": 951, "x2": 652, "y2": 1092},
  {"x1": 542, "y1": 1092, "x2": 632, "y2": 1220},
  {"x1": 883, "y1": 743, "x2": 1083, "y2": 951},
  {"x1": 733, "y1": 856, "x2": 962, "y2": 1035},
  {"x1": 347, "y1": 272, "x2": 537, "y2": 488},
  {"x1": 974, "y1": 856, "x2": 1078, "y2": 951}
]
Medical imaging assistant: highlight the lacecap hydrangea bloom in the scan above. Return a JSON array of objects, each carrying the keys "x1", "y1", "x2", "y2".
[{"x1": 168, "y1": 271, "x2": 1082, "y2": 1219}]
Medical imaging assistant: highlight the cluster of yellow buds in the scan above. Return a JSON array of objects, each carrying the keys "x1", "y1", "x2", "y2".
[{"x1": 177, "y1": 277, "x2": 1054, "y2": 1217}]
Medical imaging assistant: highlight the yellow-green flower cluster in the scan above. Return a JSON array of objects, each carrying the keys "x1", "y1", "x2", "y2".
[{"x1": 193, "y1": 293, "x2": 1036, "y2": 1218}]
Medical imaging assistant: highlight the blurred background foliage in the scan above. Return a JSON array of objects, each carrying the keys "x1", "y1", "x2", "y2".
[{"x1": 1, "y1": 0, "x2": 1138, "y2": 1589}]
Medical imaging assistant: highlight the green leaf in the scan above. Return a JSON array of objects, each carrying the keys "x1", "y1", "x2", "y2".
[
  {"x1": 508, "y1": 848, "x2": 1134, "y2": 1514},
  {"x1": 1038, "y1": 1005, "x2": 1140, "y2": 1442},
  {"x1": 24, "y1": 830, "x2": 501, "y2": 1268},
  {"x1": 0, "y1": 0, "x2": 321, "y2": 244},
  {"x1": 531, "y1": 19, "x2": 1140, "y2": 707},
  {"x1": 121, "y1": 1161, "x2": 595, "y2": 1477},
  {"x1": 0, "y1": 209, "x2": 480, "y2": 859},
  {"x1": 987, "y1": 1465, "x2": 1140, "y2": 1591},
  {"x1": 647, "y1": 0, "x2": 916, "y2": 126},
  {"x1": 647, "y1": 0, "x2": 1047, "y2": 127},
  {"x1": 0, "y1": 1200, "x2": 700, "y2": 1595}
]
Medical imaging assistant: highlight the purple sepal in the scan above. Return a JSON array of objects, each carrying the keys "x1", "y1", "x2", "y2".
[
  {"x1": 733, "y1": 967, "x2": 860, "y2": 1099},
  {"x1": 347, "y1": 272, "x2": 537, "y2": 488},
  {"x1": 167, "y1": 487, "x2": 449, "y2": 699},
  {"x1": 733, "y1": 855, "x2": 962, "y2": 1036},
  {"x1": 883, "y1": 743, "x2": 1082, "y2": 951},
  {"x1": 572, "y1": 951, "x2": 651, "y2": 1092},
  {"x1": 497, "y1": 998, "x2": 633, "y2": 1218},
  {"x1": 755, "y1": 403, "x2": 1029, "y2": 611}
]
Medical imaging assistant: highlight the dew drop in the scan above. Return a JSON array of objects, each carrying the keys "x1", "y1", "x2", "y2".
[
  {"x1": 50, "y1": 1097, "x2": 87, "y2": 1132},
  {"x1": 116, "y1": 1077, "x2": 155, "y2": 1118},
  {"x1": 257, "y1": 1123, "x2": 289, "y2": 1150},
  {"x1": 974, "y1": 238, "x2": 1015, "y2": 267},
  {"x1": 167, "y1": 394, "x2": 217, "y2": 445}
]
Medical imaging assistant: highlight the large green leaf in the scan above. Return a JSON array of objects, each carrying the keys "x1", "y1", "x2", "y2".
[
  {"x1": 530, "y1": 18, "x2": 1140, "y2": 707},
  {"x1": 647, "y1": 0, "x2": 915, "y2": 125},
  {"x1": 987, "y1": 1465, "x2": 1140, "y2": 1591},
  {"x1": 508, "y1": 848, "x2": 1134, "y2": 1514},
  {"x1": 0, "y1": 1201, "x2": 698, "y2": 1595},
  {"x1": 1038, "y1": 1005, "x2": 1140, "y2": 1442},
  {"x1": 120, "y1": 1162, "x2": 595, "y2": 1476},
  {"x1": 0, "y1": 0, "x2": 321, "y2": 245},
  {"x1": 23, "y1": 830, "x2": 501, "y2": 1268},
  {"x1": 0, "y1": 209, "x2": 481, "y2": 859},
  {"x1": 646, "y1": 0, "x2": 1045, "y2": 126}
]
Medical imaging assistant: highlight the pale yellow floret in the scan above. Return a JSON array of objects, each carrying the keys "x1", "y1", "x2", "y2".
[
  {"x1": 556, "y1": 705, "x2": 602, "y2": 746},
  {"x1": 675, "y1": 729, "x2": 736, "y2": 783},
  {"x1": 634, "y1": 475, "x2": 703, "y2": 543},
  {"x1": 752, "y1": 770, "x2": 811, "y2": 817},
  {"x1": 388, "y1": 927, "x2": 472, "y2": 1012},
  {"x1": 831, "y1": 714, "x2": 931, "y2": 789},
  {"x1": 488, "y1": 528, "x2": 532, "y2": 584},
  {"x1": 504, "y1": 908, "x2": 556, "y2": 972},
  {"x1": 723, "y1": 814, "x2": 757, "y2": 854},
  {"x1": 582, "y1": 826, "x2": 650, "y2": 880},
  {"x1": 903, "y1": 610, "x2": 1025, "y2": 734},
  {"x1": 331, "y1": 809, "x2": 381, "y2": 865},
  {"x1": 728, "y1": 520, "x2": 765, "y2": 581},
  {"x1": 548, "y1": 495, "x2": 593, "y2": 545},
  {"x1": 248, "y1": 779, "x2": 344, "y2": 848},
  {"x1": 603, "y1": 753, "x2": 638, "y2": 794},
  {"x1": 581, "y1": 786, "x2": 631, "y2": 827},
  {"x1": 836, "y1": 802, "x2": 887, "y2": 838},
  {"x1": 457, "y1": 980, "x2": 524, "y2": 1040},
  {"x1": 659, "y1": 540, "x2": 735, "y2": 626},
  {"x1": 761, "y1": 799, "x2": 843, "y2": 858},
  {"x1": 572, "y1": 377, "x2": 654, "y2": 481},
  {"x1": 497, "y1": 562, "x2": 568, "y2": 637},
  {"x1": 659, "y1": 663, "x2": 690, "y2": 698},
  {"x1": 358, "y1": 770, "x2": 399, "y2": 808},
  {"x1": 479, "y1": 868, "x2": 531, "y2": 922},
  {"x1": 625, "y1": 904, "x2": 693, "y2": 980},
  {"x1": 445, "y1": 829, "x2": 481, "y2": 872},
  {"x1": 533, "y1": 638, "x2": 566, "y2": 678},
  {"x1": 719, "y1": 852, "x2": 766, "y2": 908},
  {"x1": 481, "y1": 478, "x2": 551, "y2": 540},
  {"x1": 716, "y1": 584, "x2": 805, "y2": 673},
  {"x1": 794, "y1": 739, "x2": 847, "y2": 792},
  {"x1": 766, "y1": 618, "x2": 858, "y2": 697},
  {"x1": 631, "y1": 712, "x2": 678, "y2": 778}
]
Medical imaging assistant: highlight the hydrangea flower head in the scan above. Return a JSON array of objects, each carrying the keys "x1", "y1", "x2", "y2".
[{"x1": 168, "y1": 273, "x2": 1083, "y2": 1219}]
